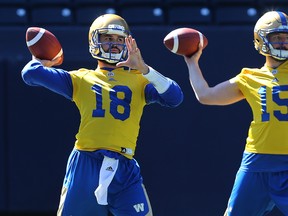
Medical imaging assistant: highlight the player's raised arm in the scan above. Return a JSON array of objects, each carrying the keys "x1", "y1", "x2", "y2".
[
  {"x1": 163, "y1": 27, "x2": 244, "y2": 105},
  {"x1": 184, "y1": 47, "x2": 244, "y2": 105}
]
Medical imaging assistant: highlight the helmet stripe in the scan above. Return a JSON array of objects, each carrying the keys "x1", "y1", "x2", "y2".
[{"x1": 277, "y1": 11, "x2": 287, "y2": 26}]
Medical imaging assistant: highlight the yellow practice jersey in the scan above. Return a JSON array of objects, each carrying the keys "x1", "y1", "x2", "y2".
[
  {"x1": 234, "y1": 61, "x2": 288, "y2": 154},
  {"x1": 69, "y1": 67, "x2": 150, "y2": 159}
]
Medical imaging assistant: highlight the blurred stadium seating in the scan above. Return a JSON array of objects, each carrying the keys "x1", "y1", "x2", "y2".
[{"x1": 0, "y1": 0, "x2": 287, "y2": 26}]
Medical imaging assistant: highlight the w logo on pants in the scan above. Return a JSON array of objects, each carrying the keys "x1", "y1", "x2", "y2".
[{"x1": 133, "y1": 203, "x2": 144, "y2": 212}]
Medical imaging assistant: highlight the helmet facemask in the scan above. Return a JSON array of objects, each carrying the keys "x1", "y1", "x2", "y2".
[{"x1": 257, "y1": 28, "x2": 288, "y2": 60}]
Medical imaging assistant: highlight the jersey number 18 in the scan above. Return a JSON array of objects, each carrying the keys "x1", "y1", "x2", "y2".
[{"x1": 91, "y1": 84, "x2": 132, "y2": 121}]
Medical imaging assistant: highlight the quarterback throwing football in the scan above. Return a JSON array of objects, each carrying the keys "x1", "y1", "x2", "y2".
[
  {"x1": 21, "y1": 14, "x2": 183, "y2": 216},
  {"x1": 185, "y1": 11, "x2": 288, "y2": 216}
]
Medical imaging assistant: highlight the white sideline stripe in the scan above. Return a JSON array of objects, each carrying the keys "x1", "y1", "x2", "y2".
[
  {"x1": 198, "y1": 31, "x2": 204, "y2": 47},
  {"x1": 172, "y1": 33, "x2": 179, "y2": 53},
  {"x1": 52, "y1": 49, "x2": 63, "y2": 60},
  {"x1": 26, "y1": 28, "x2": 45, "y2": 47}
]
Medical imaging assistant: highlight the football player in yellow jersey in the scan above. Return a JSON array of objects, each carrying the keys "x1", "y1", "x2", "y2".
[
  {"x1": 21, "y1": 14, "x2": 183, "y2": 216},
  {"x1": 184, "y1": 11, "x2": 288, "y2": 216}
]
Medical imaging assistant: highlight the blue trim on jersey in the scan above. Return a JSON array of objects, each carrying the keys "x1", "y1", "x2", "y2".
[
  {"x1": 144, "y1": 82, "x2": 183, "y2": 107},
  {"x1": 240, "y1": 152, "x2": 288, "y2": 172},
  {"x1": 22, "y1": 60, "x2": 73, "y2": 100},
  {"x1": 22, "y1": 60, "x2": 183, "y2": 107}
]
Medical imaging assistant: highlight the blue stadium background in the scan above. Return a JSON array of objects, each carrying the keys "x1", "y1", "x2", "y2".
[{"x1": 0, "y1": 0, "x2": 287, "y2": 215}]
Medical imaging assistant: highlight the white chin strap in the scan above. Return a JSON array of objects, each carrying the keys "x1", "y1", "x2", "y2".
[
  {"x1": 269, "y1": 44, "x2": 288, "y2": 60},
  {"x1": 99, "y1": 46, "x2": 124, "y2": 64}
]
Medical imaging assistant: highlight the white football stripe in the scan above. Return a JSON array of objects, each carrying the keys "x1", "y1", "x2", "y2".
[
  {"x1": 172, "y1": 33, "x2": 179, "y2": 53},
  {"x1": 52, "y1": 49, "x2": 63, "y2": 60},
  {"x1": 26, "y1": 28, "x2": 45, "y2": 47},
  {"x1": 198, "y1": 31, "x2": 203, "y2": 47}
]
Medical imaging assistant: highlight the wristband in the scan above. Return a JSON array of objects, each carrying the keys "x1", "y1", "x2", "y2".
[{"x1": 143, "y1": 66, "x2": 171, "y2": 94}]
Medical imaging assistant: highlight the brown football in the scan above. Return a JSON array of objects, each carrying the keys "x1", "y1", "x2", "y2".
[
  {"x1": 163, "y1": 27, "x2": 208, "y2": 57},
  {"x1": 26, "y1": 27, "x2": 63, "y2": 65}
]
